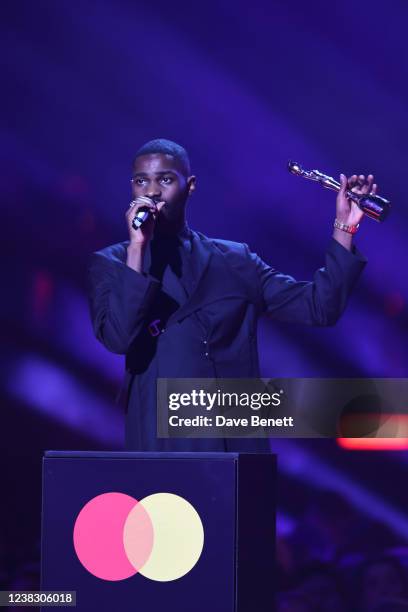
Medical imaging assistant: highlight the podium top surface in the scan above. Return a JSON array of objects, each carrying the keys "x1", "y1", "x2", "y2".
[{"x1": 43, "y1": 451, "x2": 256, "y2": 460}]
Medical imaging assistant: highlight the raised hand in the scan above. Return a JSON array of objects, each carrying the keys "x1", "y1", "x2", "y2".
[
  {"x1": 336, "y1": 173, "x2": 378, "y2": 226},
  {"x1": 125, "y1": 196, "x2": 165, "y2": 246}
]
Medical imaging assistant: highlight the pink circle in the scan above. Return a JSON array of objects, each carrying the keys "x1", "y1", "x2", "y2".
[{"x1": 73, "y1": 492, "x2": 149, "y2": 581}]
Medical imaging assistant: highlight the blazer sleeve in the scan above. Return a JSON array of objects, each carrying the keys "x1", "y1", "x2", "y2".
[
  {"x1": 247, "y1": 238, "x2": 367, "y2": 326},
  {"x1": 88, "y1": 251, "x2": 161, "y2": 354}
]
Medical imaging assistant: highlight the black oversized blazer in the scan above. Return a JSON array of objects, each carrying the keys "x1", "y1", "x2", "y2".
[{"x1": 88, "y1": 231, "x2": 366, "y2": 451}]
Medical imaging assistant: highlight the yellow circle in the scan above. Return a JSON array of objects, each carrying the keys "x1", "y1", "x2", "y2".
[{"x1": 137, "y1": 493, "x2": 204, "y2": 582}]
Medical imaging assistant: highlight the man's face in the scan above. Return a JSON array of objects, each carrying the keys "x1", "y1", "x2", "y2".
[{"x1": 131, "y1": 153, "x2": 195, "y2": 223}]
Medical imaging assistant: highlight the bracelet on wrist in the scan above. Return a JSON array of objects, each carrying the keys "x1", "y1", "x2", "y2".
[{"x1": 333, "y1": 218, "x2": 359, "y2": 235}]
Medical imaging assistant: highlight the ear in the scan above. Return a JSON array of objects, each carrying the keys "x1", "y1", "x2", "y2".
[{"x1": 187, "y1": 175, "x2": 196, "y2": 195}]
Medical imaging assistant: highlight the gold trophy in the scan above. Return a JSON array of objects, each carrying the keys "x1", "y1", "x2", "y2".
[{"x1": 288, "y1": 161, "x2": 391, "y2": 222}]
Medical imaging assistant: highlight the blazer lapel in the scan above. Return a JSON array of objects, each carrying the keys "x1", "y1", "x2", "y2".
[
  {"x1": 165, "y1": 232, "x2": 213, "y2": 325},
  {"x1": 131, "y1": 230, "x2": 251, "y2": 328},
  {"x1": 166, "y1": 231, "x2": 249, "y2": 326}
]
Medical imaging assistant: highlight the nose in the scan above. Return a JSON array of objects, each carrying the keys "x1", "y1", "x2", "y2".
[{"x1": 145, "y1": 186, "x2": 162, "y2": 201}]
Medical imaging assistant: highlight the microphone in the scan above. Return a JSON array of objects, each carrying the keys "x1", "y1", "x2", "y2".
[
  {"x1": 132, "y1": 207, "x2": 150, "y2": 230},
  {"x1": 131, "y1": 197, "x2": 164, "y2": 231}
]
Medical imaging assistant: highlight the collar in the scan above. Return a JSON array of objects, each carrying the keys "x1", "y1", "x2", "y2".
[{"x1": 153, "y1": 223, "x2": 193, "y2": 252}]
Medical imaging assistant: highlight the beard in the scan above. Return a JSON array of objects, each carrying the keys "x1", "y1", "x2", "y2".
[{"x1": 158, "y1": 198, "x2": 186, "y2": 223}]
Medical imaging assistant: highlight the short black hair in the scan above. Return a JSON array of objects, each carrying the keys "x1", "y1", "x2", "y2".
[{"x1": 134, "y1": 138, "x2": 191, "y2": 175}]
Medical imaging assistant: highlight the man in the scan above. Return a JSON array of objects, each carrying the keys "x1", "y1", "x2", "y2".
[{"x1": 88, "y1": 138, "x2": 373, "y2": 452}]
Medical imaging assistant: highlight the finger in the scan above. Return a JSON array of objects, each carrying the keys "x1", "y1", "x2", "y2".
[
  {"x1": 348, "y1": 174, "x2": 358, "y2": 189},
  {"x1": 360, "y1": 174, "x2": 373, "y2": 195},
  {"x1": 350, "y1": 174, "x2": 365, "y2": 194},
  {"x1": 127, "y1": 202, "x2": 155, "y2": 214},
  {"x1": 339, "y1": 173, "x2": 347, "y2": 192},
  {"x1": 126, "y1": 201, "x2": 156, "y2": 219},
  {"x1": 126, "y1": 203, "x2": 137, "y2": 216},
  {"x1": 365, "y1": 174, "x2": 374, "y2": 193},
  {"x1": 134, "y1": 198, "x2": 157, "y2": 210},
  {"x1": 156, "y1": 201, "x2": 166, "y2": 212},
  {"x1": 371, "y1": 183, "x2": 377, "y2": 194},
  {"x1": 135, "y1": 196, "x2": 157, "y2": 207}
]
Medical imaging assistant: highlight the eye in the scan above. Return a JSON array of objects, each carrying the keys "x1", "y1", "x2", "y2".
[
  {"x1": 160, "y1": 176, "x2": 173, "y2": 185},
  {"x1": 133, "y1": 178, "x2": 146, "y2": 186}
]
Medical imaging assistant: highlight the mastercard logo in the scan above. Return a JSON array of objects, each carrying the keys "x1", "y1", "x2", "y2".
[{"x1": 73, "y1": 492, "x2": 204, "y2": 582}]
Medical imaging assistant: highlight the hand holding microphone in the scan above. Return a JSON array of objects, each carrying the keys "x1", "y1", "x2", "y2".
[{"x1": 125, "y1": 196, "x2": 165, "y2": 246}]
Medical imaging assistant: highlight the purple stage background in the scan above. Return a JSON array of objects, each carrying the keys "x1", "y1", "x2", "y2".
[{"x1": 1, "y1": 0, "x2": 408, "y2": 608}]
